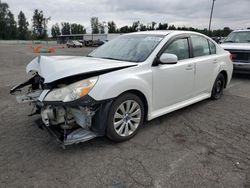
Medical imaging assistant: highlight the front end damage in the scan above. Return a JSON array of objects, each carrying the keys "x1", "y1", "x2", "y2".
[
  {"x1": 10, "y1": 74, "x2": 112, "y2": 147},
  {"x1": 40, "y1": 105, "x2": 97, "y2": 146}
]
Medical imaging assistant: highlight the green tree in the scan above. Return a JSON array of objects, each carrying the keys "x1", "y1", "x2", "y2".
[
  {"x1": 98, "y1": 22, "x2": 105, "y2": 34},
  {"x1": 0, "y1": 0, "x2": 8, "y2": 39},
  {"x1": 70, "y1": 23, "x2": 86, "y2": 34},
  {"x1": 156, "y1": 23, "x2": 168, "y2": 30},
  {"x1": 0, "y1": 1, "x2": 18, "y2": 39},
  {"x1": 139, "y1": 24, "x2": 147, "y2": 31},
  {"x1": 5, "y1": 11, "x2": 17, "y2": 39},
  {"x1": 177, "y1": 26, "x2": 188, "y2": 31},
  {"x1": 130, "y1": 21, "x2": 140, "y2": 32},
  {"x1": 17, "y1": 11, "x2": 29, "y2": 40},
  {"x1": 51, "y1": 23, "x2": 60, "y2": 38},
  {"x1": 90, "y1": 17, "x2": 99, "y2": 34},
  {"x1": 147, "y1": 21, "x2": 156, "y2": 30},
  {"x1": 187, "y1": 27, "x2": 197, "y2": 32},
  {"x1": 61, "y1": 22, "x2": 70, "y2": 35},
  {"x1": 70, "y1": 23, "x2": 78, "y2": 34},
  {"x1": 168, "y1": 25, "x2": 176, "y2": 30},
  {"x1": 32, "y1": 9, "x2": 49, "y2": 39},
  {"x1": 107, "y1": 21, "x2": 116, "y2": 33},
  {"x1": 119, "y1": 25, "x2": 129, "y2": 33},
  {"x1": 222, "y1": 27, "x2": 232, "y2": 36}
]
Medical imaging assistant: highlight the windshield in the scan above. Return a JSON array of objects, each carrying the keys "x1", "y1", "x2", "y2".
[
  {"x1": 88, "y1": 34, "x2": 164, "y2": 62},
  {"x1": 224, "y1": 31, "x2": 250, "y2": 43}
]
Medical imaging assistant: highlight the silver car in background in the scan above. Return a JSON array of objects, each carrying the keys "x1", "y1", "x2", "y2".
[
  {"x1": 220, "y1": 29, "x2": 250, "y2": 74},
  {"x1": 66, "y1": 40, "x2": 83, "y2": 48}
]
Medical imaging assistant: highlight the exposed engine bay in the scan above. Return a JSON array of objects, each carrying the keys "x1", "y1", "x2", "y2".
[
  {"x1": 10, "y1": 73, "x2": 110, "y2": 147},
  {"x1": 40, "y1": 105, "x2": 97, "y2": 146}
]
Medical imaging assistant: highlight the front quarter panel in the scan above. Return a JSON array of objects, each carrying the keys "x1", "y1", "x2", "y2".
[{"x1": 89, "y1": 65, "x2": 153, "y2": 115}]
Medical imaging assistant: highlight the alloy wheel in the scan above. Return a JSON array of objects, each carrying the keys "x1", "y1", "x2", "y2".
[{"x1": 113, "y1": 100, "x2": 142, "y2": 137}]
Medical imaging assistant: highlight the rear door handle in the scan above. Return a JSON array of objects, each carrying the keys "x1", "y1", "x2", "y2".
[
  {"x1": 185, "y1": 64, "x2": 193, "y2": 70},
  {"x1": 213, "y1": 59, "x2": 218, "y2": 64}
]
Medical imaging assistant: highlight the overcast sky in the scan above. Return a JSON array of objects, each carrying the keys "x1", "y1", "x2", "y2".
[{"x1": 4, "y1": 0, "x2": 250, "y2": 33}]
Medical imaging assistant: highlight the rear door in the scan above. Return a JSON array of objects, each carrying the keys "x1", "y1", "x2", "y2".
[{"x1": 190, "y1": 35, "x2": 217, "y2": 95}]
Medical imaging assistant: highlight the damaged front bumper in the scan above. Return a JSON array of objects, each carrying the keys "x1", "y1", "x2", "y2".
[
  {"x1": 48, "y1": 127, "x2": 97, "y2": 147},
  {"x1": 10, "y1": 76, "x2": 112, "y2": 147},
  {"x1": 39, "y1": 103, "x2": 97, "y2": 146}
]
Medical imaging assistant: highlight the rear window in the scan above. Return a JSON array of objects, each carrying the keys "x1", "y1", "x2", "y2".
[
  {"x1": 209, "y1": 40, "x2": 216, "y2": 54},
  {"x1": 191, "y1": 35, "x2": 210, "y2": 57}
]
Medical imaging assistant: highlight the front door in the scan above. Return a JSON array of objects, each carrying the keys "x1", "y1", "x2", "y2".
[{"x1": 152, "y1": 37, "x2": 195, "y2": 112}]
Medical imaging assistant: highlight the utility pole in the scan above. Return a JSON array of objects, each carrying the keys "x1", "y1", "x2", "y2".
[{"x1": 208, "y1": 0, "x2": 216, "y2": 35}]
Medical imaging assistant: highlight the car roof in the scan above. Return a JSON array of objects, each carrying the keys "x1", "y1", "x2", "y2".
[
  {"x1": 125, "y1": 30, "x2": 205, "y2": 36},
  {"x1": 233, "y1": 29, "x2": 250, "y2": 32}
]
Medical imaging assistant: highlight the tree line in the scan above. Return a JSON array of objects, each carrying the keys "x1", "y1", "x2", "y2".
[
  {"x1": 90, "y1": 17, "x2": 232, "y2": 37},
  {"x1": 105, "y1": 20, "x2": 232, "y2": 37},
  {"x1": 0, "y1": 0, "x2": 233, "y2": 40},
  {"x1": 51, "y1": 22, "x2": 86, "y2": 38}
]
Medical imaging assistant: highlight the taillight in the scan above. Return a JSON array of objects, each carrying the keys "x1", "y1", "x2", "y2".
[{"x1": 230, "y1": 53, "x2": 237, "y2": 61}]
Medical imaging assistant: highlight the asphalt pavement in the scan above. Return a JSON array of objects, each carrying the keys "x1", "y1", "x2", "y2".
[{"x1": 0, "y1": 44, "x2": 250, "y2": 188}]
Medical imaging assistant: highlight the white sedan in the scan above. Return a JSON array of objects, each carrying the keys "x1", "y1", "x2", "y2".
[
  {"x1": 10, "y1": 31, "x2": 233, "y2": 146},
  {"x1": 66, "y1": 40, "x2": 83, "y2": 48}
]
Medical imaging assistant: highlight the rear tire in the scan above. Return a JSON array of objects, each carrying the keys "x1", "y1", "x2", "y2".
[
  {"x1": 211, "y1": 73, "x2": 225, "y2": 100},
  {"x1": 106, "y1": 93, "x2": 145, "y2": 142}
]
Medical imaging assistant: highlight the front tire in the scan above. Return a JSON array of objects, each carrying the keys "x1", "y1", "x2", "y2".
[
  {"x1": 106, "y1": 93, "x2": 145, "y2": 142},
  {"x1": 211, "y1": 73, "x2": 225, "y2": 100}
]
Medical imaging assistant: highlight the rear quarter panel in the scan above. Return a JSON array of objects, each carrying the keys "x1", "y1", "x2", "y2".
[{"x1": 216, "y1": 46, "x2": 233, "y2": 87}]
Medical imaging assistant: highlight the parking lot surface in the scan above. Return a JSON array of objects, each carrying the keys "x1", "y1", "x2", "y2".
[{"x1": 0, "y1": 44, "x2": 250, "y2": 188}]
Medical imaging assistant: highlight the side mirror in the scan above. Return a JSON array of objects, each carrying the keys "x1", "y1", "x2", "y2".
[{"x1": 159, "y1": 53, "x2": 178, "y2": 64}]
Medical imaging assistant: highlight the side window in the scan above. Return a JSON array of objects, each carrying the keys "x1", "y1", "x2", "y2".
[
  {"x1": 191, "y1": 35, "x2": 210, "y2": 57},
  {"x1": 209, "y1": 40, "x2": 216, "y2": 54},
  {"x1": 163, "y1": 38, "x2": 190, "y2": 60}
]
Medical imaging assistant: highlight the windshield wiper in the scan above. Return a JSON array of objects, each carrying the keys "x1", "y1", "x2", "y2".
[
  {"x1": 86, "y1": 56, "x2": 118, "y2": 60},
  {"x1": 100, "y1": 57, "x2": 120, "y2": 61},
  {"x1": 86, "y1": 56, "x2": 138, "y2": 63}
]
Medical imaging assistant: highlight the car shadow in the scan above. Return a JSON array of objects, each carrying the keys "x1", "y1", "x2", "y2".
[{"x1": 63, "y1": 98, "x2": 212, "y2": 152}]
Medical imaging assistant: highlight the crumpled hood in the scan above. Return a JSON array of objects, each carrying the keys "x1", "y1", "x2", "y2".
[
  {"x1": 220, "y1": 43, "x2": 250, "y2": 51},
  {"x1": 26, "y1": 56, "x2": 136, "y2": 83}
]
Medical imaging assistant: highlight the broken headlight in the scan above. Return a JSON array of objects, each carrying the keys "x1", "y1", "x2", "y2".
[{"x1": 44, "y1": 76, "x2": 98, "y2": 102}]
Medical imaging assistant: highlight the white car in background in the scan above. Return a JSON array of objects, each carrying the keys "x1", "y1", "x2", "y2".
[
  {"x1": 220, "y1": 29, "x2": 250, "y2": 74},
  {"x1": 10, "y1": 31, "x2": 233, "y2": 147},
  {"x1": 66, "y1": 40, "x2": 83, "y2": 48}
]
